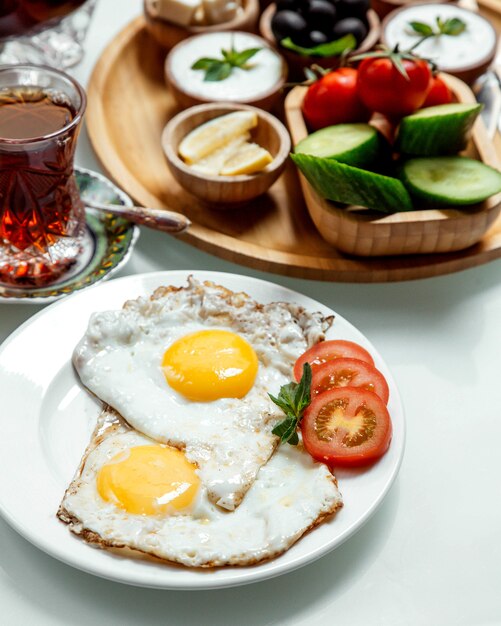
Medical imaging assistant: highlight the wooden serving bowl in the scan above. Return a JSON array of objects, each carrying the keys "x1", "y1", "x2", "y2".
[
  {"x1": 165, "y1": 32, "x2": 288, "y2": 111},
  {"x1": 381, "y1": 3, "x2": 498, "y2": 85},
  {"x1": 144, "y1": 0, "x2": 260, "y2": 50},
  {"x1": 259, "y1": 4, "x2": 381, "y2": 80},
  {"x1": 284, "y1": 74, "x2": 501, "y2": 257},
  {"x1": 371, "y1": 0, "x2": 457, "y2": 19},
  {"x1": 162, "y1": 103, "x2": 291, "y2": 206}
]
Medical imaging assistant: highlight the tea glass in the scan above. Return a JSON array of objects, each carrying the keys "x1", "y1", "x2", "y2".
[{"x1": 0, "y1": 64, "x2": 87, "y2": 287}]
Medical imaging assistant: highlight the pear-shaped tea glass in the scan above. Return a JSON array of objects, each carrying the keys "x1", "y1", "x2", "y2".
[{"x1": 0, "y1": 64, "x2": 87, "y2": 287}]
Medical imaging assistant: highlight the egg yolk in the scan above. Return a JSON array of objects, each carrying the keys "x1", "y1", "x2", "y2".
[
  {"x1": 162, "y1": 329, "x2": 258, "y2": 401},
  {"x1": 97, "y1": 445, "x2": 200, "y2": 516}
]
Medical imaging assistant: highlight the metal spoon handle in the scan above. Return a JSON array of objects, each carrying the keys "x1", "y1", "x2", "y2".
[{"x1": 85, "y1": 199, "x2": 191, "y2": 234}]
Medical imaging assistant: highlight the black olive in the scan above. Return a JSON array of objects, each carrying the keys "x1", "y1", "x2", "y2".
[
  {"x1": 332, "y1": 17, "x2": 368, "y2": 45},
  {"x1": 306, "y1": 0, "x2": 337, "y2": 31},
  {"x1": 292, "y1": 28, "x2": 316, "y2": 48},
  {"x1": 271, "y1": 10, "x2": 308, "y2": 42},
  {"x1": 335, "y1": 0, "x2": 370, "y2": 20},
  {"x1": 275, "y1": 0, "x2": 303, "y2": 12},
  {"x1": 307, "y1": 30, "x2": 329, "y2": 47}
]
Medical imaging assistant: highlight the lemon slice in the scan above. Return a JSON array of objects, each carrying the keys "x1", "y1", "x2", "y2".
[
  {"x1": 179, "y1": 111, "x2": 258, "y2": 164},
  {"x1": 190, "y1": 134, "x2": 250, "y2": 175},
  {"x1": 220, "y1": 143, "x2": 273, "y2": 176}
]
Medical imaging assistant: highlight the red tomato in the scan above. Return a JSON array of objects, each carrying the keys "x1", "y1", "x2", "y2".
[
  {"x1": 422, "y1": 75, "x2": 453, "y2": 107},
  {"x1": 311, "y1": 357, "x2": 389, "y2": 404},
  {"x1": 301, "y1": 387, "x2": 392, "y2": 467},
  {"x1": 293, "y1": 339, "x2": 374, "y2": 382},
  {"x1": 357, "y1": 56, "x2": 432, "y2": 118},
  {"x1": 302, "y1": 68, "x2": 370, "y2": 131}
]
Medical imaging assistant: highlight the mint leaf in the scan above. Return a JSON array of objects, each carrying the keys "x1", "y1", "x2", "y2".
[
  {"x1": 275, "y1": 382, "x2": 298, "y2": 410},
  {"x1": 407, "y1": 15, "x2": 466, "y2": 51},
  {"x1": 270, "y1": 363, "x2": 312, "y2": 446},
  {"x1": 192, "y1": 45, "x2": 263, "y2": 82},
  {"x1": 204, "y1": 62, "x2": 232, "y2": 82},
  {"x1": 280, "y1": 34, "x2": 356, "y2": 58},
  {"x1": 231, "y1": 47, "x2": 261, "y2": 66},
  {"x1": 294, "y1": 362, "x2": 312, "y2": 414},
  {"x1": 268, "y1": 392, "x2": 292, "y2": 416},
  {"x1": 191, "y1": 57, "x2": 219, "y2": 70},
  {"x1": 408, "y1": 21, "x2": 434, "y2": 36},
  {"x1": 272, "y1": 416, "x2": 296, "y2": 440},
  {"x1": 442, "y1": 18, "x2": 466, "y2": 36}
]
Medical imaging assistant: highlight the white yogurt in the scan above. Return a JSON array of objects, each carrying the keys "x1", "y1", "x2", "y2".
[
  {"x1": 168, "y1": 31, "x2": 283, "y2": 101},
  {"x1": 384, "y1": 4, "x2": 496, "y2": 71}
]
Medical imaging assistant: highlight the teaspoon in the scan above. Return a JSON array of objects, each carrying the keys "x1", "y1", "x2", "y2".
[{"x1": 84, "y1": 198, "x2": 191, "y2": 234}]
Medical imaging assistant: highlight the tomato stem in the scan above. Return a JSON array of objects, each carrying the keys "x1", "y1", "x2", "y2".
[{"x1": 349, "y1": 44, "x2": 433, "y2": 81}]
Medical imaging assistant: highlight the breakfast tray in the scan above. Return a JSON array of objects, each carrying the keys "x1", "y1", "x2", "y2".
[{"x1": 86, "y1": 12, "x2": 501, "y2": 283}]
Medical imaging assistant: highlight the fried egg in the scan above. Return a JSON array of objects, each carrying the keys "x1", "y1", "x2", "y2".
[
  {"x1": 58, "y1": 407, "x2": 343, "y2": 568},
  {"x1": 73, "y1": 278, "x2": 331, "y2": 510}
]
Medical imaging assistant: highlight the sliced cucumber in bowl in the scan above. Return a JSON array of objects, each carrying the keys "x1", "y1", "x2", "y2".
[
  {"x1": 294, "y1": 123, "x2": 380, "y2": 167},
  {"x1": 396, "y1": 103, "x2": 482, "y2": 156},
  {"x1": 291, "y1": 153, "x2": 414, "y2": 214},
  {"x1": 400, "y1": 156, "x2": 501, "y2": 205}
]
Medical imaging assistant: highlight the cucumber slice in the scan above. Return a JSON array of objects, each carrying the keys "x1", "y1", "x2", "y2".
[
  {"x1": 291, "y1": 153, "x2": 414, "y2": 213},
  {"x1": 400, "y1": 156, "x2": 501, "y2": 205},
  {"x1": 396, "y1": 103, "x2": 482, "y2": 156},
  {"x1": 294, "y1": 123, "x2": 379, "y2": 167}
]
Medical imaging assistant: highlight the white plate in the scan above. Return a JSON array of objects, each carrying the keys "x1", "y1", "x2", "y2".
[{"x1": 0, "y1": 271, "x2": 405, "y2": 590}]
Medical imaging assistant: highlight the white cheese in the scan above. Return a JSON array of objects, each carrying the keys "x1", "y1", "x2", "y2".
[
  {"x1": 191, "y1": 134, "x2": 250, "y2": 174},
  {"x1": 178, "y1": 111, "x2": 257, "y2": 163},
  {"x1": 202, "y1": 0, "x2": 241, "y2": 25},
  {"x1": 192, "y1": 4, "x2": 206, "y2": 25},
  {"x1": 148, "y1": 0, "x2": 202, "y2": 26}
]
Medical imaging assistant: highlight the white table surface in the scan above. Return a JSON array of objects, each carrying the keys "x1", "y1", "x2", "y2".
[{"x1": 1, "y1": 1, "x2": 501, "y2": 624}]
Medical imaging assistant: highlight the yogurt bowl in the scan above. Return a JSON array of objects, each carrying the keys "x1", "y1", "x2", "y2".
[
  {"x1": 165, "y1": 31, "x2": 287, "y2": 110},
  {"x1": 382, "y1": 3, "x2": 497, "y2": 84},
  {"x1": 371, "y1": 0, "x2": 456, "y2": 19}
]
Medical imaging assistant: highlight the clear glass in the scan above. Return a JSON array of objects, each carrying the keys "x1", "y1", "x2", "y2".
[
  {"x1": 0, "y1": 64, "x2": 87, "y2": 287},
  {"x1": 0, "y1": 0, "x2": 97, "y2": 69}
]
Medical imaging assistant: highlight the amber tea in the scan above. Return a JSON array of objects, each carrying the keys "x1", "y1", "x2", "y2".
[{"x1": 0, "y1": 65, "x2": 86, "y2": 287}]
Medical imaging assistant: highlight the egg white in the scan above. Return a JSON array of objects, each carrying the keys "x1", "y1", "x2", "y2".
[{"x1": 73, "y1": 278, "x2": 331, "y2": 510}]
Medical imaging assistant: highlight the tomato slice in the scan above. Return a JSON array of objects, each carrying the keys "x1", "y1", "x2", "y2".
[
  {"x1": 294, "y1": 340, "x2": 374, "y2": 382},
  {"x1": 301, "y1": 387, "x2": 392, "y2": 467},
  {"x1": 311, "y1": 357, "x2": 389, "y2": 404}
]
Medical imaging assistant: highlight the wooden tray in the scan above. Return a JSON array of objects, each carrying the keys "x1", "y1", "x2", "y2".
[
  {"x1": 284, "y1": 76, "x2": 501, "y2": 257},
  {"x1": 86, "y1": 15, "x2": 501, "y2": 282}
]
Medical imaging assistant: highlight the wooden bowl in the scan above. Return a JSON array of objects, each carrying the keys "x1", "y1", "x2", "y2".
[
  {"x1": 284, "y1": 74, "x2": 501, "y2": 257},
  {"x1": 371, "y1": 0, "x2": 457, "y2": 20},
  {"x1": 381, "y1": 3, "x2": 498, "y2": 85},
  {"x1": 144, "y1": 0, "x2": 260, "y2": 50},
  {"x1": 165, "y1": 31, "x2": 288, "y2": 111},
  {"x1": 259, "y1": 4, "x2": 381, "y2": 80},
  {"x1": 162, "y1": 103, "x2": 291, "y2": 205}
]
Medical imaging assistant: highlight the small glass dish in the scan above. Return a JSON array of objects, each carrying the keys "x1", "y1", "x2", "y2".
[{"x1": 0, "y1": 0, "x2": 97, "y2": 69}]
